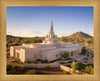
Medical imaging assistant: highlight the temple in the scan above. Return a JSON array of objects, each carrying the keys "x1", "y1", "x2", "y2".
[{"x1": 10, "y1": 20, "x2": 82, "y2": 62}]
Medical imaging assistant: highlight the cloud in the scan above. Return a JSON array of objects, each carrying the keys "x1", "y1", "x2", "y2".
[
  {"x1": 89, "y1": 32, "x2": 94, "y2": 37},
  {"x1": 7, "y1": 29, "x2": 93, "y2": 37},
  {"x1": 7, "y1": 30, "x2": 49, "y2": 37},
  {"x1": 7, "y1": 29, "x2": 68, "y2": 37}
]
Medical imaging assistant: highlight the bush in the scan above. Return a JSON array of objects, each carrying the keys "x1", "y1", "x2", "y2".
[
  {"x1": 60, "y1": 51, "x2": 69, "y2": 58},
  {"x1": 85, "y1": 66, "x2": 92, "y2": 73},
  {"x1": 90, "y1": 68, "x2": 94, "y2": 74},
  {"x1": 46, "y1": 64, "x2": 50, "y2": 69},
  {"x1": 71, "y1": 61, "x2": 79, "y2": 74},
  {"x1": 7, "y1": 64, "x2": 13, "y2": 71},
  {"x1": 13, "y1": 65, "x2": 22, "y2": 72},
  {"x1": 7, "y1": 52, "x2": 10, "y2": 58},
  {"x1": 13, "y1": 58, "x2": 20, "y2": 63},
  {"x1": 25, "y1": 60, "x2": 30, "y2": 63},
  {"x1": 32, "y1": 60, "x2": 38, "y2": 64},
  {"x1": 7, "y1": 64, "x2": 23, "y2": 74},
  {"x1": 22, "y1": 66, "x2": 28, "y2": 72},
  {"x1": 36, "y1": 59, "x2": 42, "y2": 61},
  {"x1": 78, "y1": 63, "x2": 87, "y2": 70},
  {"x1": 81, "y1": 47, "x2": 87, "y2": 55},
  {"x1": 91, "y1": 54, "x2": 94, "y2": 58},
  {"x1": 25, "y1": 70, "x2": 36, "y2": 74}
]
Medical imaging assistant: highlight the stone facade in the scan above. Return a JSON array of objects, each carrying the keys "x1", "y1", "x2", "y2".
[{"x1": 10, "y1": 20, "x2": 82, "y2": 62}]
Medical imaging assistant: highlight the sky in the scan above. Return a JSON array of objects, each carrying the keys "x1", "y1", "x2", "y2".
[{"x1": 7, "y1": 7, "x2": 94, "y2": 37}]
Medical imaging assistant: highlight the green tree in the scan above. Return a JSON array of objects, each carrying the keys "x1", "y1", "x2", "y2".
[
  {"x1": 81, "y1": 47, "x2": 87, "y2": 55},
  {"x1": 60, "y1": 51, "x2": 69, "y2": 58},
  {"x1": 85, "y1": 40, "x2": 91, "y2": 44},
  {"x1": 74, "y1": 38, "x2": 80, "y2": 43},
  {"x1": 59, "y1": 36, "x2": 68, "y2": 42},
  {"x1": 91, "y1": 54, "x2": 94, "y2": 58},
  {"x1": 71, "y1": 61, "x2": 79, "y2": 74}
]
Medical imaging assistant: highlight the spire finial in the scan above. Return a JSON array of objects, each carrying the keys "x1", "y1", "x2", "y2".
[{"x1": 50, "y1": 19, "x2": 53, "y2": 33}]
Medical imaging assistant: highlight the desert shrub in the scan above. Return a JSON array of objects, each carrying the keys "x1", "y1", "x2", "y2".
[
  {"x1": 36, "y1": 59, "x2": 42, "y2": 61},
  {"x1": 85, "y1": 66, "x2": 93, "y2": 74},
  {"x1": 25, "y1": 70, "x2": 36, "y2": 74},
  {"x1": 13, "y1": 65, "x2": 22, "y2": 72},
  {"x1": 25, "y1": 60, "x2": 30, "y2": 63},
  {"x1": 32, "y1": 60, "x2": 38, "y2": 64},
  {"x1": 81, "y1": 47, "x2": 87, "y2": 55},
  {"x1": 22, "y1": 65, "x2": 28, "y2": 72},
  {"x1": 60, "y1": 51, "x2": 69, "y2": 58},
  {"x1": 78, "y1": 63, "x2": 87, "y2": 70},
  {"x1": 7, "y1": 64, "x2": 23, "y2": 74},
  {"x1": 91, "y1": 54, "x2": 94, "y2": 58},
  {"x1": 46, "y1": 64, "x2": 50, "y2": 69},
  {"x1": 7, "y1": 64, "x2": 13, "y2": 71},
  {"x1": 90, "y1": 68, "x2": 94, "y2": 74},
  {"x1": 7, "y1": 52, "x2": 10, "y2": 58},
  {"x1": 71, "y1": 61, "x2": 79, "y2": 74},
  {"x1": 13, "y1": 58, "x2": 20, "y2": 63}
]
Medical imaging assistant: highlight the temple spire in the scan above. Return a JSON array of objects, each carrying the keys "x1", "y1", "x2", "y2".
[{"x1": 50, "y1": 19, "x2": 54, "y2": 34}]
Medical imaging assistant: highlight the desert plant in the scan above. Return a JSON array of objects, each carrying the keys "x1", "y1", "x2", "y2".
[
  {"x1": 71, "y1": 61, "x2": 79, "y2": 74},
  {"x1": 22, "y1": 65, "x2": 28, "y2": 72},
  {"x1": 25, "y1": 70, "x2": 36, "y2": 74},
  {"x1": 85, "y1": 66, "x2": 92, "y2": 73},
  {"x1": 7, "y1": 64, "x2": 13, "y2": 71},
  {"x1": 60, "y1": 51, "x2": 69, "y2": 58},
  {"x1": 90, "y1": 68, "x2": 94, "y2": 74},
  {"x1": 46, "y1": 64, "x2": 50, "y2": 69},
  {"x1": 81, "y1": 47, "x2": 87, "y2": 55},
  {"x1": 25, "y1": 60, "x2": 30, "y2": 63}
]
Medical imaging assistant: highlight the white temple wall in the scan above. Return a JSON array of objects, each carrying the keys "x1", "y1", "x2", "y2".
[
  {"x1": 10, "y1": 46, "x2": 15, "y2": 57},
  {"x1": 15, "y1": 49, "x2": 20, "y2": 58},
  {"x1": 42, "y1": 50, "x2": 60, "y2": 61},
  {"x1": 24, "y1": 48, "x2": 40, "y2": 61},
  {"x1": 19, "y1": 49, "x2": 25, "y2": 62}
]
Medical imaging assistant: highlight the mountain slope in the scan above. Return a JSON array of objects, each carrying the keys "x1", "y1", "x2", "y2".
[{"x1": 67, "y1": 31, "x2": 93, "y2": 38}]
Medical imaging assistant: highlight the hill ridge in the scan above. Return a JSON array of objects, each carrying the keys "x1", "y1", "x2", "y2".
[{"x1": 67, "y1": 31, "x2": 93, "y2": 38}]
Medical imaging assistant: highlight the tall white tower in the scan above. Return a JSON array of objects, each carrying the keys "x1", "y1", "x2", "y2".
[
  {"x1": 43, "y1": 20, "x2": 59, "y2": 44},
  {"x1": 49, "y1": 20, "x2": 55, "y2": 38}
]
